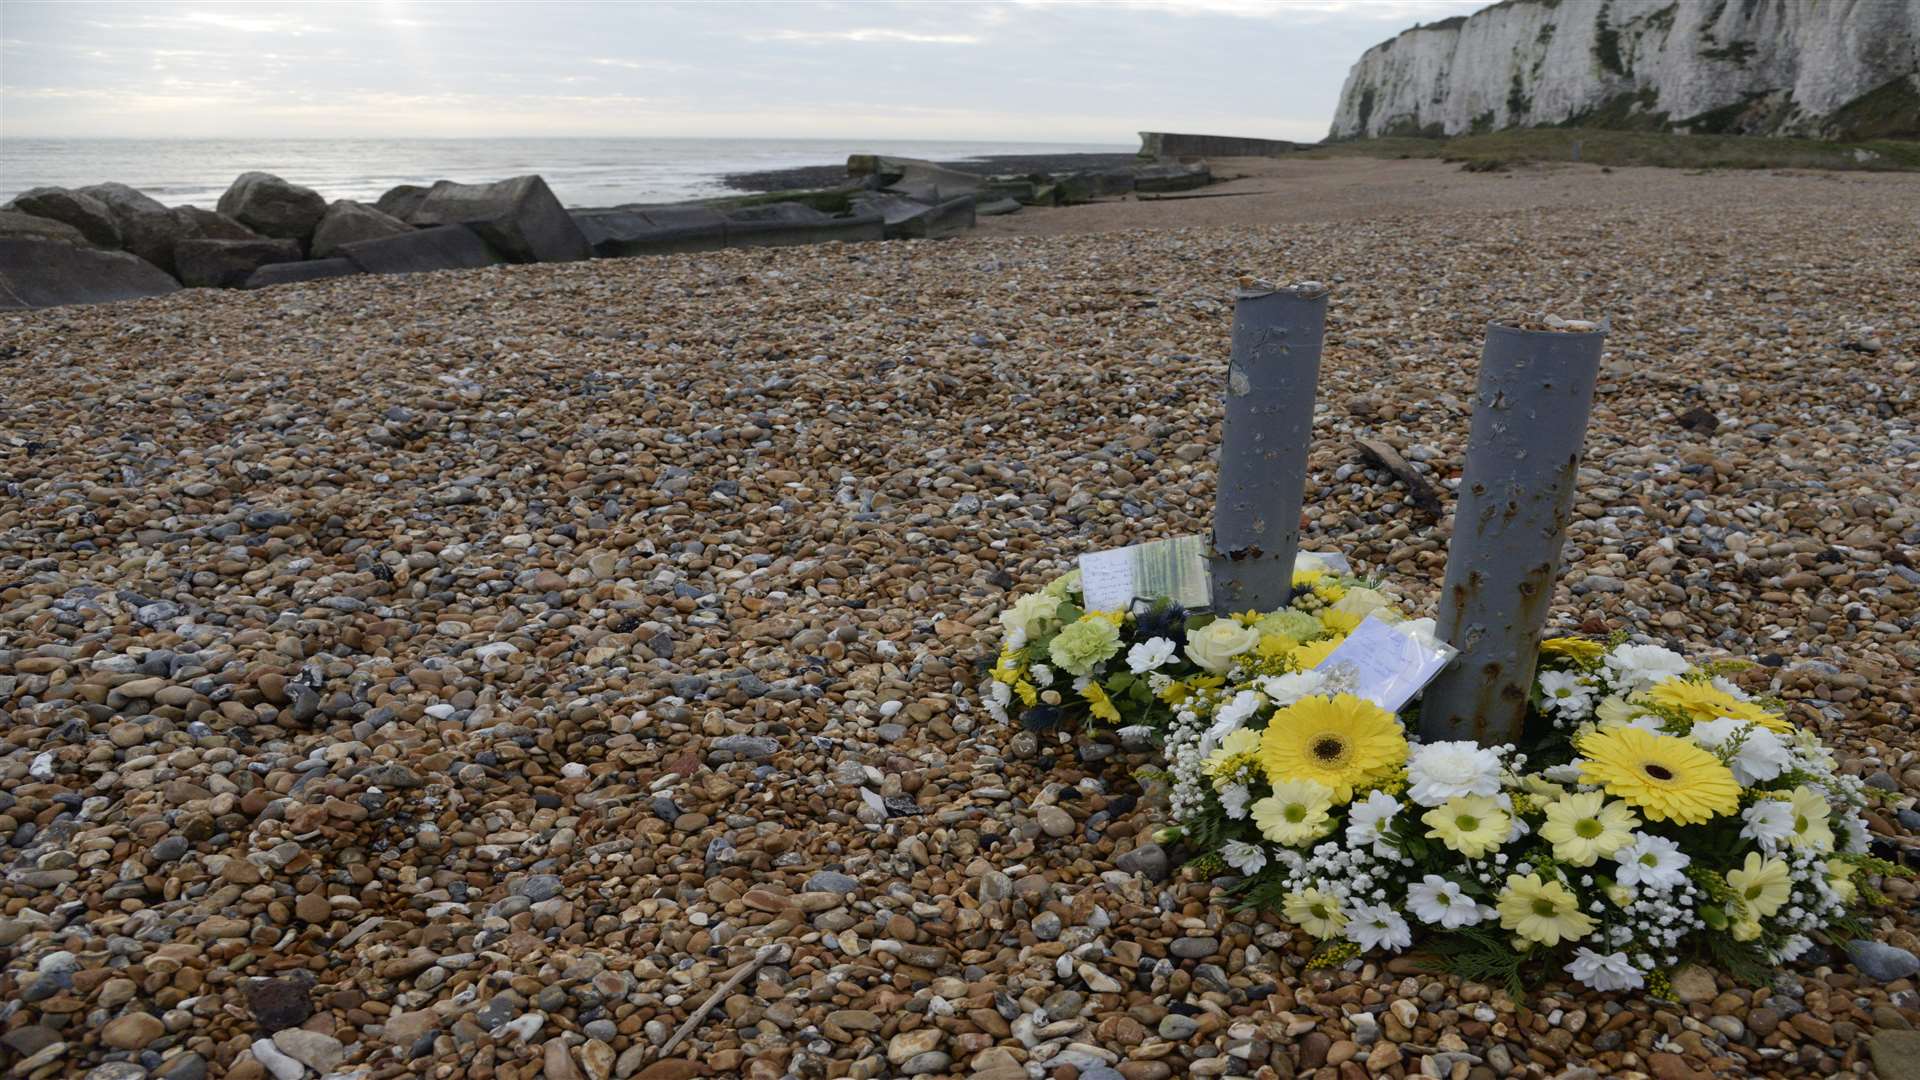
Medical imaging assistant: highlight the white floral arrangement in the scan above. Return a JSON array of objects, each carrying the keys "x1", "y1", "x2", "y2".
[{"x1": 985, "y1": 567, "x2": 1908, "y2": 995}]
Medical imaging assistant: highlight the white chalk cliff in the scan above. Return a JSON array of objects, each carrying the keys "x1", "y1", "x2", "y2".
[{"x1": 1329, "y1": 0, "x2": 1920, "y2": 140}]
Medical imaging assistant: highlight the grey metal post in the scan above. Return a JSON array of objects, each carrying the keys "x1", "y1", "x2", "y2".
[
  {"x1": 1420, "y1": 319, "x2": 1606, "y2": 744},
  {"x1": 1208, "y1": 281, "x2": 1328, "y2": 613}
]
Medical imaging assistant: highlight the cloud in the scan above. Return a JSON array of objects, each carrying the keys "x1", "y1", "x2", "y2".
[
  {"x1": 758, "y1": 28, "x2": 985, "y2": 45},
  {"x1": 178, "y1": 10, "x2": 330, "y2": 34},
  {"x1": 1007, "y1": 0, "x2": 1476, "y2": 21}
]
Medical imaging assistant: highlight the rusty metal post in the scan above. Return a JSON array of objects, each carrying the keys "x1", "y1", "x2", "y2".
[
  {"x1": 1209, "y1": 281, "x2": 1328, "y2": 613},
  {"x1": 1420, "y1": 319, "x2": 1606, "y2": 744}
]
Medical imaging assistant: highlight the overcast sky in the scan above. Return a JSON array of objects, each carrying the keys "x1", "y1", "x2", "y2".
[{"x1": 0, "y1": 0, "x2": 1485, "y2": 143}]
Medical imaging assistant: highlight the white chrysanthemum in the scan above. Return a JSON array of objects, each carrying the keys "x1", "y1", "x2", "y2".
[
  {"x1": 1777, "y1": 934, "x2": 1815, "y2": 962},
  {"x1": 1690, "y1": 718, "x2": 1791, "y2": 785},
  {"x1": 1204, "y1": 689, "x2": 1266, "y2": 748},
  {"x1": 1221, "y1": 839, "x2": 1268, "y2": 875},
  {"x1": 1405, "y1": 741, "x2": 1503, "y2": 806},
  {"x1": 1839, "y1": 812, "x2": 1870, "y2": 855},
  {"x1": 1407, "y1": 874, "x2": 1485, "y2": 928},
  {"x1": 1611, "y1": 833, "x2": 1690, "y2": 891},
  {"x1": 1565, "y1": 947, "x2": 1644, "y2": 992},
  {"x1": 1127, "y1": 637, "x2": 1177, "y2": 674},
  {"x1": 1344, "y1": 901, "x2": 1412, "y2": 953},
  {"x1": 1542, "y1": 760, "x2": 1586, "y2": 784},
  {"x1": 1220, "y1": 783, "x2": 1251, "y2": 821},
  {"x1": 1345, "y1": 790, "x2": 1401, "y2": 855},
  {"x1": 1538, "y1": 670, "x2": 1597, "y2": 716},
  {"x1": 1741, "y1": 800, "x2": 1795, "y2": 852},
  {"x1": 1030, "y1": 664, "x2": 1054, "y2": 687},
  {"x1": 1603, "y1": 644, "x2": 1690, "y2": 695},
  {"x1": 1256, "y1": 669, "x2": 1327, "y2": 708}
]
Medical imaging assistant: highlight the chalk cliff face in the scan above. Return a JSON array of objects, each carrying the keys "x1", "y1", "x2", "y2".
[{"x1": 1329, "y1": 0, "x2": 1920, "y2": 141}]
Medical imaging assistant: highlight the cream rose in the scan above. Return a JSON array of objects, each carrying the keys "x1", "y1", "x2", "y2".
[
  {"x1": 998, "y1": 591, "x2": 1063, "y2": 648},
  {"x1": 1183, "y1": 618, "x2": 1262, "y2": 673},
  {"x1": 1332, "y1": 587, "x2": 1397, "y2": 621}
]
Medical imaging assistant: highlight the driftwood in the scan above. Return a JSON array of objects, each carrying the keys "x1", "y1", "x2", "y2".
[
  {"x1": 1354, "y1": 436, "x2": 1443, "y2": 518},
  {"x1": 654, "y1": 943, "x2": 786, "y2": 1060}
]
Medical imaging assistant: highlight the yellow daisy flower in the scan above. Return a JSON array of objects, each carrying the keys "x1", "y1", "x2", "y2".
[
  {"x1": 1540, "y1": 637, "x2": 1605, "y2": 664},
  {"x1": 1292, "y1": 569, "x2": 1325, "y2": 590},
  {"x1": 1538, "y1": 792, "x2": 1639, "y2": 866},
  {"x1": 1786, "y1": 785, "x2": 1835, "y2": 853},
  {"x1": 1497, "y1": 873, "x2": 1595, "y2": 946},
  {"x1": 1422, "y1": 795, "x2": 1511, "y2": 858},
  {"x1": 1258, "y1": 693, "x2": 1407, "y2": 803},
  {"x1": 1013, "y1": 681, "x2": 1038, "y2": 707},
  {"x1": 1644, "y1": 679, "x2": 1748, "y2": 722},
  {"x1": 1726, "y1": 852, "x2": 1790, "y2": 917},
  {"x1": 1251, "y1": 780, "x2": 1336, "y2": 846},
  {"x1": 1316, "y1": 608, "x2": 1364, "y2": 636},
  {"x1": 1081, "y1": 682, "x2": 1121, "y2": 724},
  {"x1": 1826, "y1": 859, "x2": 1859, "y2": 905},
  {"x1": 1731, "y1": 918, "x2": 1763, "y2": 942},
  {"x1": 1292, "y1": 636, "x2": 1345, "y2": 669},
  {"x1": 1719, "y1": 699, "x2": 1792, "y2": 734},
  {"x1": 1205, "y1": 729, "x2": 1262, "y2": 782},
  {"x1": 1576, "y1": 726, "x2": 1740, "y2": 824},
  {"x1": 1283, "y1": 887, "x2": 1348, "y2": 939}
]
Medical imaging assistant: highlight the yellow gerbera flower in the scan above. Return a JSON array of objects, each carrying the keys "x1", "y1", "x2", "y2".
[
  {"x1": 1726, "y1": 852, "x2": 1790, "y2": 917},
  {"x1": 1283, "y1": 887, "x2": 1348, "y2": 939},
  {"x1": 1576, "y1": 726, "x2": 1740, "y2": 824},
  {"x1": 1081, "y1": 682, "x2": 1121, "y2": 724},
  {"x1": 1719, "y1": 698, "x2": 1791, "y2": 734},
  {"x1": 1292, "y1": 569, "x2": 1325, "y2": 590},
  {"x1": 1292, "y1": 637, "x2": 1345, "y2": 669},
  {"x1": 1643, "y1": 679, "x2": 1747, "y2": 722},
  {"x1": 1540, "y1": 637, "x2": 1605, "y2": 664},
  {"x1": 1316, "y1": 608, "x2": 1364, "y2": 636},
  {"x1": 1251, "y1": 780, "x2": 1336, "y2": 846},
  {"x1": 1258, "y1": 693, "x2": 1407, "y2": 803},
  {"x1": 1786, "y1": 785, "x2": 1835, "y2": 853},
  {"x1": 1422, "y1": 795, "x2": 1511, "y2": 858},
  {"x1": 1538, "y1": 791, "x2": 1639, "y2": 866},
  {"x1": 1497, "y1": 873, "x2": 1594, "y2": 946}
]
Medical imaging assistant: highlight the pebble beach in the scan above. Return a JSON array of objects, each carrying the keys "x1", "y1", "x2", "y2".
[{"x1": 2, "y1": 159, "x2": 1917, "y2": 1080}]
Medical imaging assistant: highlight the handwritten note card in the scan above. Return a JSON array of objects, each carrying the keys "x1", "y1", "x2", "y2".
[
  {"x1": 1077, "y1": 536, "x2": 1352, "y2": 613},
  {"x1": 1314, "y1": 614, "x2": 1454, "y2": 713}
]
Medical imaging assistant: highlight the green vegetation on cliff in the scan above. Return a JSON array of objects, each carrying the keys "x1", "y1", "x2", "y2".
[{"x1": 1307, "y1": 127, "x2": 1920, "y2": 171}]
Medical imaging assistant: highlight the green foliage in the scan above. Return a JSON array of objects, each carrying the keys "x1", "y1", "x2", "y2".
[
  {"x1": 1702, "y1": 929, "x2": 1772, "y2": 986},
  {"x1": 1416, "y1": 927, "x2": 1528, "y2": 1001},
  {"x1": 1594, "y1": 12, "x2": 1627, "y2": 76}
]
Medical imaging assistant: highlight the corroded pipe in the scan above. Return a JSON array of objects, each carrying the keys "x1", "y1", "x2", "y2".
[
  {"x1": 1420, "y1": 319, "x2": 1606, "y2": 744},
  {"x1": 1208, "y1": 281, "x2": 1328, "y2": 613}
]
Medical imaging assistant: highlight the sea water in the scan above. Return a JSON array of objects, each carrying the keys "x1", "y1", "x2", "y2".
[{"x1": 0, "y1": 136, "x2": 1130, "y2": 208}]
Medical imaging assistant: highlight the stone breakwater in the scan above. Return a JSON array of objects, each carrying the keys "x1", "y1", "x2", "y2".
[
  {"x1": 0, "y1": 172, "x2": 1917, "y2": 1080},
  {"x1": 0, "y1": 157, "x2": 1211, "y2": 312}
]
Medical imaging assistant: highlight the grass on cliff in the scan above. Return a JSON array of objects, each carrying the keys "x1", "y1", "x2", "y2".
[{"x1": 1306, "y1": 127, "x2": 1920, "y2": 172}]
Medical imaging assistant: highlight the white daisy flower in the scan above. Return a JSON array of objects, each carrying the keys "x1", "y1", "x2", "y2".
[
  {"x1": 1344, "y1": 790, "x2": 1401, "y2": 855},
  {"x1": 1611, "y1": 833, "x2": 1690, "y2": 890},
  {"x1": 1740, "y1": 800, "x2": 1795, "y2": 852},
  {"x1": 1221, "y1": 839, "x2": 1268, "y2": 876},
  {"x1": 1220, "y1": 783, "x2": 1251, "y2": 821},
  {"x1": 1406, "y1": 874, "x2": 1484, "y2": 928},
  {"x1": 1204, "y1": 689, "x2": 1266, "y2": 748},
  {"x1": 1565, "y1": 947, "x2": 1644, "y2": 992},
  {"x1": 1256, "y1": 669, "x2": 1328, "y2": 708},
  {"x1": 1343, "y1": 901, "x2": 1412, "y2": 953},
  {"x1": 1538, "y1": 670, "x2": 1596, "y2": 716}
]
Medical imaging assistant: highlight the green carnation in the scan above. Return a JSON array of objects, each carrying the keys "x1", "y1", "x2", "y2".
[
  {"x1": 1256, "y1": 608, "x2": 1322, "y2": 643},
  {"x1": 1048, "y1": 617, "x2": 1121, "y2": 676}
]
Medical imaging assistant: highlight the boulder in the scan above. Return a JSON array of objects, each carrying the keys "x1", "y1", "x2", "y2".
[
  {"x1": 310, "y1": 200, "x2": 412, "y2": 259},
  {"x1": 76, "y1": 182, "x2": 170, "y2": 231},
  {"x1": 720, "y1": 203, "x2": 884, "y2": 249},
  {"x1": 245, "y1": 257, "x2": 361, "y2": 289},
  {"x1": 0, "y1": 238, "x2": 181, "y2": 310},
  {"x1": 104, "y1": 205, "x2": 257, "y2": 278},
  {"x1": 374, "y1": 184, "x2": 432, "y2": 221},
  {"x1": 570, "y1": 206, "x2": 728, "y2": 257},
  {"x1": 216, "y1": 172, "x2": 328, "y2": 244},
  {"x1": 340, "y1": 224, "x2": 504, "y2": 276},
  {"x1": 850, "y1": 155, "x2": 984, "y2": 203},
  {"x1": 977, "y1": 197, "x2": 1023, "y2": 217},
  {"x1": 1132, "y1": 161, "x2": 1212, "y2": 193},
  {"x1": 0, "y1": 209, "x2": 89, "y2": 245},
  {"x1": 174, "y1": 237, "x2": 303, "y2": 288},
  {"x1": 848, "y1": 193, "x2": 976, "y2": 240},
  {"x1": 406, "y1": 175, "x2": 588, "y2": 263},
  {"x1": 10, "y1": 187, "x2": 122, "y2": 247}
]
